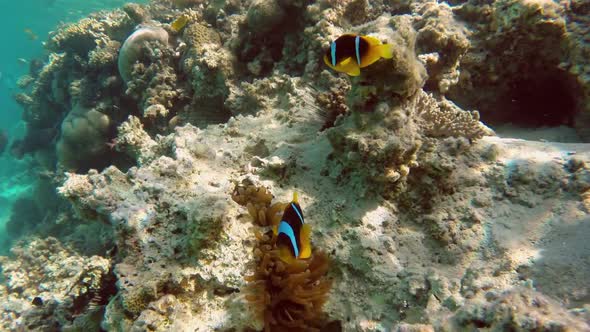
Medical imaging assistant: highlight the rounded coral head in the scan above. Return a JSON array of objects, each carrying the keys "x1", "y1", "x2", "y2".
[{"x1": 118, "y1": 26, "x2": 169, "y2": 83}]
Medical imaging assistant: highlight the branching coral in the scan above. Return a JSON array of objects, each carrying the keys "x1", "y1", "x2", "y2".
[
  {"x1": 47, "y1": 11, "x2": 132, "y2": 56},
  {"x1": 123, "y1": 40, "x2": 186, "y2": 120},
  {"x1": 232, "y1": 182, "x2": 333, "y2": 331},
  {"x1": 413, "y1": 90, "x2": 493, "y2": 140}
]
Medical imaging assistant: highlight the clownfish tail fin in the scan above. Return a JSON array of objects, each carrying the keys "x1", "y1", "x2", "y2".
[
  {"x1": 292, "y1": 192, "x2": 299, "y2": 204},
  {"x1": 378, "y1": 43, "x2": 394, "y2": 59}
]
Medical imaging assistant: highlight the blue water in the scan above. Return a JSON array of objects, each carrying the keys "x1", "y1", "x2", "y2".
[{"x1": 0, "y1": 0, "x2": 147, "y2": 252}]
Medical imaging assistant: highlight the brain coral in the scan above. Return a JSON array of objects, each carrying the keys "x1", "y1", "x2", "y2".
[
  {"x1": 118, "y1": 26, "x2": 169, "y2": 84},
  {"x1": 56, "y1": 104, "x2": 112, "y2": 171},
  {"x1": 246, "y1": 0, "x2": 286, "y2": 34}
]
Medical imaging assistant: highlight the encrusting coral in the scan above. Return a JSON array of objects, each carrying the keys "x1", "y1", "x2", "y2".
[{"x1": 232, "y1": 183, "x2": 333, "y2": 331}]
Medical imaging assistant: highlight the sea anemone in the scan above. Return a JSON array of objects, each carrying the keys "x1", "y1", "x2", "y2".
[
  {"x1": 232, "y1": 182, "x2": 333, "y2": 331},
  {"x1": 245, "y1": 230, "x2": 332, "y2": 331}
]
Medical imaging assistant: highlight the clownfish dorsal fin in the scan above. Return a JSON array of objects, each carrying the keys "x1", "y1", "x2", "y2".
[
  {"x1": 363, "y1": 35, "x2": 382, "y2": 46},
  {"x1": 292, "y1": 192, "x2": 299, "y2": 204}
]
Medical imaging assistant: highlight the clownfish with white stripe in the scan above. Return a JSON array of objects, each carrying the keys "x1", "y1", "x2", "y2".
[
  {"x1": 273, "y1": 192, "x2": 312, "y2": 264},
  {"x1": 324, "y1": 34, "x2": 394, "y2": 76}
]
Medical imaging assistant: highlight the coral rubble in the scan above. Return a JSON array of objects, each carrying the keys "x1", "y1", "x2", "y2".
[{"x1": 0, "y1": 237, "x2": 113, "y2": 331}]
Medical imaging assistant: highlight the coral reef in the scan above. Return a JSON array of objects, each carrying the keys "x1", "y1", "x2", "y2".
[
  {"x1": 56, "y1": 104, "x2": 112, "y2": 171},
  {"x1": 449, "y1": 0, "x2": 587, "y2": 134},
  {"x1": 4, "y1": 0, "x2": 590, "y2": 331},
  {"x1": 0, "y1": 237, "x2": 113, "y2": 331},
  {"x1": 326, "y1": 90, "x2": 491, "y2": 198},
  {"x1": 443, "y1": 287, "x2": 589, "y2": 331},
  {"x1": 118, "y1": 26, "x2": 170, "y2": 84}
]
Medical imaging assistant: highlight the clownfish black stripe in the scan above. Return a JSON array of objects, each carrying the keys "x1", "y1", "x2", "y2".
[
  {"x1": 277, "y1": 201, "x2": 305, "y2": 257},
  {"x1": 291, "y1": 203, "x2": 304, "y2": 224},
  {"x1": 326, "y1": 34, "x2": 369, "y2": 68},
  {"x1": 275, "y1": 192, "x2": 312, "y2": 263},
  {"x1": 323, "y1": 33, "x2": 394, "y2": 76}
]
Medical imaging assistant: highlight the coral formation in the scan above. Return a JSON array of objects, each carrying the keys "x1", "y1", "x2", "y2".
[
  {"x1": 0, "y1": 237, "x2": 113, "y2": 331},
  {"x1": 118, "y1": 26, "x2": 170, "y2": 84},
  {"x1": 4, "y1": 0, "x2": 590, "y2": 330},
  {"x1": 414, "y1": 91, "x2": 492, "y2": 140},
  {"x1": 444, "y1": 287, "x2": 589, "y2": 331},
  {"x1": 56, "y1": 104, "x2": 112, "y2": 171},
  {"x1": 326, "y1": 90, "x2": 491, "y2": 198},
  {"x1": 449, "y1": 0, "x2": 586, "y2": 133}
]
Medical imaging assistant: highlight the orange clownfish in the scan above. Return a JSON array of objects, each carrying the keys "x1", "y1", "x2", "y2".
[
  {"x1": 273, "y1": 192, "x2": 312, "y2": 264},
  {"x1": 324, "y1": 34, "x2": 394, "y2": 76}
]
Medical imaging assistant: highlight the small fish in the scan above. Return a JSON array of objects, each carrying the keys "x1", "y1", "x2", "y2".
[
  {"x1": 274, "y1": 192, "x2": 312, "y2": 264},
  {"x1": 171, "y1": 15, "x2": 190, "y2": 33},
  {"x1": 31, "y1": 297, "x2": 43, "y2": 307},
  {"x1": 24, "y1": 28, "x2": 38, "y2": 41},
  {"x1": 17, "y1": 58, "x2": 28, "y2": 65},
  {"x1": 324, "y1": 34, "x2": 394, "y2": 76},
  {"x1": 0, "y1": 130, "x2": 7, "y2": 155}
]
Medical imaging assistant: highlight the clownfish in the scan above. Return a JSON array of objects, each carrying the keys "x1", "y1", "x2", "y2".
[
  {"x1": 323, "y1": 34, "x2": 394, "y2": 76},
  {"x1": 273, "y1": 192, "x2": 312, "y2": 264}
]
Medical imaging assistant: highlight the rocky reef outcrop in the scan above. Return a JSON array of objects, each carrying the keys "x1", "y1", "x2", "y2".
[{"x1": 2, "y1": 0, "x2": 590, "y2": 330}]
